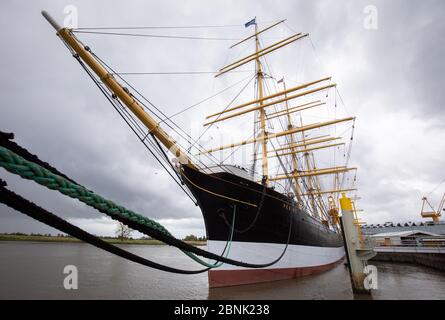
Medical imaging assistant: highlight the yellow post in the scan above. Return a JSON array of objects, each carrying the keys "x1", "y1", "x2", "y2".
[
  {"x1": 339, "y1": 193, "x2": 375, "y2": 294},
  {"x1": 339, "y1": 192, "x2": 353, "y2": 211}
]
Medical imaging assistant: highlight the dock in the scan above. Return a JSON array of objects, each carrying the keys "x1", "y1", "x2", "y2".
[{"x1": 364, "y1": 228, "x2": 445, "y2": 271}]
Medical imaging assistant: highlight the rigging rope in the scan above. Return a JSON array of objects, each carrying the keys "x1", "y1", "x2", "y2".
[
  {"x1": 192, "y1": 74, "x2": 256, "y2": 153},
  {"x1": 74, "y1": 24, "x2": 245, "y2": 30},
  {"x1": 73, "y1": 54, "x2": 197, "y2": 204},
  {"x1": 187, "y1": 205, "x2": 236, "y2": 268},
  {"x1": 72, "y1": 19, "x2": 280, "y2": 31},
  {"x1": 88, "y1": 49, "x2": 238, "y2": 176},
  {"x1": 58, "y1": 41, "x2": 297, "y2": 207},
  {"x1": 111, "y1": 70, "x2": 252, "y2": 75},
  {"x1": 0, "y1": 132, "x2": 234, "y2": 271},
  {"x1": 71, "y1": 34, "x2": 221, "y2": 173},
  {"x1": 340, "y1": 118, "x2": 355, "y2": 189},
  {"x1": 0, "y1": 145, "x2": 291, "y2": 268},
  {"x1": 426, "y1": 178, "x2": 445, "y2": 197},
  {"x1": 0, "y1": 181, "x2": 209, "y2": 275},
  {"x1": 0, "y1": 132, "x2": 78, "y2": 186},
  {"x1": 160, "y1": 74, "x2": 253, "y2": 123},
  {"x1": 0, "y1": 21, "x2": 351, "y2": 273},
  {"x1": 221, "y1": 185, "x2": 267, "y2": 234},
  {"x1": 72, "y1": 30, "x2": 240, "y2": 41}
]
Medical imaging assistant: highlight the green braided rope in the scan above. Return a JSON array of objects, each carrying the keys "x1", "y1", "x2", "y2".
[
  {"x1": 0, "y1": 146, "x2": 171, "y2": 235},
  {"x1": 186, "y1": 205, "x2": 236, "y2": 268},
  {"x1": 0, "y1": 145, "x2": 229, "y2": 268},
  {"x1": 0, "y1": 145, "x2": 236, "y2": 268}
]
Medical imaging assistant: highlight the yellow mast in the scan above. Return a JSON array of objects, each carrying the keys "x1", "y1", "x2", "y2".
[
  {"x1": 327, "y1": 195, "x2": 340, "y2": 229},
  {"x1": 269, "y1": 142, "x2": 344, "y2": 158},
  {"x1": 310, "y1": 150, "x2": 329, "y2": 220},
  {"x1": 254, "y1": 23, "x2": 269, "y2": 186},
  {"x1": 263, "y1": 102, "x2": 325, "y2": 121},
  {"x1": 43, "y1": 12, "x2": 359, "y2": 227},
  {"x1": 206, "y1": 78, "x2": 329, "y2": 119},
  {"x1": 250, "y1": 135, "x2": 333, "y2": 158},
  {"x1": 42, "y1": 11, "x2": 196, "y2": 169},
  {"x1": 300, "y1": 188, "x2": 357, "y2": 196},
  {"x1": 204, "y1": 83, "x2": 336, "y2": 125},
  {"x1": 230, "y1": 19, "x2": 286, "y2": 48},
  {"x1": 223, "y1": 33, "x2": 301, "y2": 71},
  {"x1": 267, "y1": 136, "x2": 337, "y2": 153},
  {"x1": 216, "y1": 33, "x2": 308, "y2": 77},
  {"x1": 268, "y1": 166, "x2": 357, "y2": 181},
  {"x1": 199, "y1": 117, "x2": 354, "y2": 154}
]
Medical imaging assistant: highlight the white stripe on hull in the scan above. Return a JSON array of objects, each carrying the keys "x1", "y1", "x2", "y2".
[{"x1": 208, "y1": 240, "x2": 345, "y2": 270}]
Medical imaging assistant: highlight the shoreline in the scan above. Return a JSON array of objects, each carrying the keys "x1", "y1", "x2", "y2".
[{"x1": 0, "y1": 234, "x2": 206, "y2": 246}]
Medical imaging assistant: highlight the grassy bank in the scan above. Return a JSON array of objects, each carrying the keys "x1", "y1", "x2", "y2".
[{"x1": 0, "y1": 234, "x2": 206, "y2": 246}]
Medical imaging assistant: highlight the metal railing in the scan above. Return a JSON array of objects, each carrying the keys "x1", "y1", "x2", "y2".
[{"x1": 364, "y1": 237, "x2": 445, "y2": 254}]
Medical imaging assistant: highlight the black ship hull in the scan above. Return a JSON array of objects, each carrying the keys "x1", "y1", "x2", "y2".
[{"x1": 181, "y1": 165, "x2": 344, "y2": 287}]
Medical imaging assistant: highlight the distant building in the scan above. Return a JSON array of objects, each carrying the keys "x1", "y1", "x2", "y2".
[
  {"x1": 361, "y1": 221, "x2": 445, "y2": 236},
  {"x1": 370, "y1": 230, "x2": 445, "y2": 271},
  {"x1": 370, "y1": 230, "x2": 442, "y2": 246}
]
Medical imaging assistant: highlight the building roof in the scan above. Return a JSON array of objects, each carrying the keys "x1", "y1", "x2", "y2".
[
  {"x1": 361, "y1": 223, "x2": 445, "y2": 235},
  {"x1": 370, "y1": 230, "x2": 441, "y2": 238}
]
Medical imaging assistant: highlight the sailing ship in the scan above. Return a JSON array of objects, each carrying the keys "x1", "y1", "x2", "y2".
[{"x1": 42, "y1": 12, "x2": 358, "y2": 287}]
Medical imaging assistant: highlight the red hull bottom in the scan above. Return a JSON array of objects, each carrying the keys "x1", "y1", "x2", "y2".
[{"x1": 208, "y1": 256, "x2": 345, "y2": 288}]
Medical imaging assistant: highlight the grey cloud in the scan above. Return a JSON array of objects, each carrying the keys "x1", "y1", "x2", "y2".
[{"x1": 1, "y1": 0, "x2": 444, "y2": 236}]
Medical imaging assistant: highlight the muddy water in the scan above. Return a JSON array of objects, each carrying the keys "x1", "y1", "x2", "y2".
[{"x1": 0, "y1": 241, "x2": 444, "y2": 299}]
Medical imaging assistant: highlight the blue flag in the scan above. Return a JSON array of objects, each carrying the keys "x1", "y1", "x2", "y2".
[{"x1": 244, "y1": 18, "x2": 256, "y2": 28}]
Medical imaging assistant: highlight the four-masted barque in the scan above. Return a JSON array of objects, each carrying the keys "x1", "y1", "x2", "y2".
[{"x1": 43, "y1": 12, "x2": 358, "y2": 287}]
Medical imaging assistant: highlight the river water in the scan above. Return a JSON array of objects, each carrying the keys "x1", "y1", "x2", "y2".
[{"x1": 0, "y1": 241, "x2": 444, "y2": 299}]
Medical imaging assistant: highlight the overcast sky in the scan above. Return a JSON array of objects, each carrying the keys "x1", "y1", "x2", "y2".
[{"x1": 0, "y1": 0, "x2": 444, "y2": 238}]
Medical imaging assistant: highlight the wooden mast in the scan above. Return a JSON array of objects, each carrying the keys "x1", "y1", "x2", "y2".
[
  {"x1": 230, "y1": 19, "x2": 286, "y2": 48},
  {"x1": 43, "y1": 12, "x2": 359, "y2": 226},
  {"x1": 263, "y1": 101, "x2": 325, "y2": 121},
  {"x1": 268, "y1": 166, "x2": 357, "y2": 181},
  {"x1": 269, "y1": 142, "x2": 345, "y2": 158},
  {"x1": 216, "y1": 33, "x2": 308, "y2": 77},
  {"x1": 199, "y1": 117, "x2": 354, "y2": 154},
  {"x1": 206, "y1": 78, "x2": 329, "y2": 119},
  {"x1": 203, "y1": 83, "x2": 336, "y2": 126},
  {"x1": 42, "y1": 11, "x2": 196, "y2": 169},
  {"x1": 254, "y1": 23, "x2": 269, "y2": 186},
  {"x1": 300, "y1": 188, "x2": 357, "y2": 196},
  {"x1": 267, "y1": 136, "x2": 336, "y2": 153}
]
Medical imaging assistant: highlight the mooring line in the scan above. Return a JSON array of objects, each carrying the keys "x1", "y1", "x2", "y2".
[
  {"x1": 0, "y1": 145, "x2": 291, "y2": 269},
  {"x1": 0, "y1": 181, "x2": 210, "y2": 274}
]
